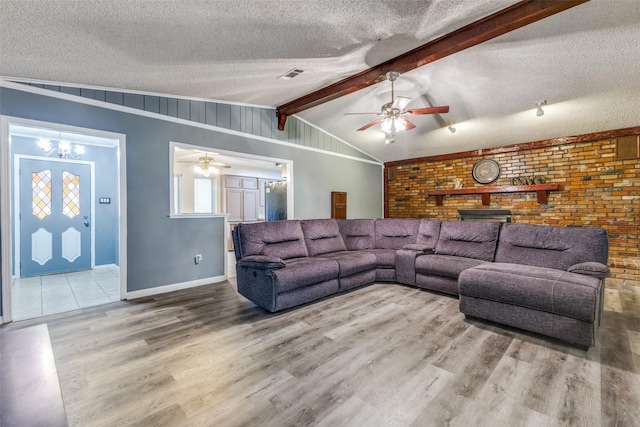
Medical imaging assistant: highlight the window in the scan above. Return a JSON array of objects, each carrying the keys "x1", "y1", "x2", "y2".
[
  {"x1": 170, "y1": 142, "x2": 221, "y2": 216},
  {"x1": 193, "y1": 177, "x2": 216, "y2": 213}
]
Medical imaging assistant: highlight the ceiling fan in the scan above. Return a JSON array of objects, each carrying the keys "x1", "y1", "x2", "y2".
[
  {"x1": 179, "y1": 152, "x2": 231, "y2": 177},
  {"x1": 345, "y1": 71, "x2": 449, "y2": 135}
]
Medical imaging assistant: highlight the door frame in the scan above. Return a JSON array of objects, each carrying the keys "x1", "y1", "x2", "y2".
[
  {"x1": 13, "y1": 155, "x2": 96, "y2": 276},
  {"x1": 0, "y1": 116, "x2": 128, "y2": 323}
]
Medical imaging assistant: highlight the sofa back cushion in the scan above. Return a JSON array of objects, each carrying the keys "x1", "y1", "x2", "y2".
[
  {"x1": 494, "y1": 223, "x2": 608, "y2": 270},
  {"x1": 337, "y1": 219, "x2": 376, "y2": 250},
  {"x1": 416, "y1": 219, "x2": 442, "y2": 249},
  {"x1": 435, "y1": 221, "x2": 501, "y2": 261},
  {"x1": 375, "y1": 218, "x2": 421, "y2": 249},
  {"x1": 301, "y1": 219, "x2": 347, "y2": 256},
  {"x1": 235, "y1": 220, "x2": 308, "y2": 260}
]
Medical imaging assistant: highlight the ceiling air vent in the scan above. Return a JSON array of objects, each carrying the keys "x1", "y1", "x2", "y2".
[{"x1": 278, "y1": 68, "x2": 304, "y2": 80}]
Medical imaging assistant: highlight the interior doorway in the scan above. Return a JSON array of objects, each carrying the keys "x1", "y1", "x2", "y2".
[{"x1": 1, "y1": 118, "x2": 126, "y2": 322}]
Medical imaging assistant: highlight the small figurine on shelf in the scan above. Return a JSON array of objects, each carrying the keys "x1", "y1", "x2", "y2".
[{"x1": 454, "y1": 178, "x2": 463, "y2": 189}]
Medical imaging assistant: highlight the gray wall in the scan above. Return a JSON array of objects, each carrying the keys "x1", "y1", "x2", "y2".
[
  {"x1": 22, "y1": 82, "x2": 373, "y2": 161},
  {"x1": 0, "y1": 86, "x2": 383, "y2": 313}
]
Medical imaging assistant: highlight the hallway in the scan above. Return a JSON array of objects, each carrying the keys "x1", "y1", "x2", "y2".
[{"x1": 11, "y1": 266, "x2": 120, "y2": 320}]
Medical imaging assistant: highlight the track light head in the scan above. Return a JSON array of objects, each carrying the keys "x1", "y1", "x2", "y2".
[{"x1": 535, "y1": 100, "x2": 547, "y2": 117}]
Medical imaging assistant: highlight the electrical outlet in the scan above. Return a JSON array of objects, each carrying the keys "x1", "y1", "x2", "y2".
[{"x1": 194, "y1": 254, "x2": 202, "y2": 265}]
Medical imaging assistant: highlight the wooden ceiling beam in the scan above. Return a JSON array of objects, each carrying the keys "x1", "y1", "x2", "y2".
[{"x1": 275, "y1": 0, "x2": 589, "y2": 130}]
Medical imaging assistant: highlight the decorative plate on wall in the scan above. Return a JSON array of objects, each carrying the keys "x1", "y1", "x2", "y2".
[{"x1": 472, "y1": 159, "x2": 501, "y2": 184}]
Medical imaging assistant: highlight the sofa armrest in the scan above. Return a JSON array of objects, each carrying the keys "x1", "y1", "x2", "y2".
[
  {"x1": 238, "y1": 255, "x2": 286, "y2": 270},
  {"x1": 567, "y1": 262, "x2": 610, "y2": 279},
  {"x1": 402, "y1": 244, "x2": 434, "y2": 253}
]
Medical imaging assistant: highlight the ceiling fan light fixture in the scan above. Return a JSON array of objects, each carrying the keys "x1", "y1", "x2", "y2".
[
  {"x1": 380, "y1": 117, "x2": 406, "y2": 134},
  {"x1": 194, "y1": 155, "x2": 219, "y2": 177},
  {"x1": 535, "y1": 100, "x2": 547, "y2": 117}
]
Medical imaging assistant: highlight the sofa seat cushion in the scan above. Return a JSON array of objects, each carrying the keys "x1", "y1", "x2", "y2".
[
  {"x1": 364, "y1": 249, "x2": 397, "y2": 268},
  {"x1": 318, "y1": 251, "x2": 377, "y2": 277},
  {"x1": 270, "y1": 257, "x2": 339, "y2": 294},
  {"x1": 459, "y1": 263, "x2": 601, "y2": 322},
  {"x1": 415, "y1": 254, "x2": 487, "y2": 279}
]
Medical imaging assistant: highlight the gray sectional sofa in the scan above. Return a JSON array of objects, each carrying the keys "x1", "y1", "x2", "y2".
[{"x1": 231, "y1": 218, "x2": 610, "y2": 348}]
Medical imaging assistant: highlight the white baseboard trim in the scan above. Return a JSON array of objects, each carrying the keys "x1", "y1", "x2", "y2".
[
  {"x1": 123, "y1": 275, "x2": 227, "y2": 300},
  {"x1": 94, "y1": 263, "x2": 119, "y2": 269}
]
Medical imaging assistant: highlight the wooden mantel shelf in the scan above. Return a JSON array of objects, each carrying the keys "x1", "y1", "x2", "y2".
[{"x1": 427, "y1": 184, "x2": 561, "y2": 206}]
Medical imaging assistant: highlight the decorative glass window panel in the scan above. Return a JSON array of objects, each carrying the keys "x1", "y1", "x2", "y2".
[
  {"x1": 32, "y1": 170, "x2": 52, "y2": 219},
  {"x1": 62, "y1": 171, "x2": 81, "y2": 218}
]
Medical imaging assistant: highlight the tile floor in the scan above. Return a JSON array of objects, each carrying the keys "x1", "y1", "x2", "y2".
[{"x1": 11, "y1": 265, "x2": 120, "y2": 321}]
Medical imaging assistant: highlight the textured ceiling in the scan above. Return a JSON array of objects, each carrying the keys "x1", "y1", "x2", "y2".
[{"x1": 1, "y1": 0, "x2": 639, "y2": 162}]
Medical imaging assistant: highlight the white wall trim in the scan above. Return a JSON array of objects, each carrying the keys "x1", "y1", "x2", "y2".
[
  {"x1": 0, "y1": 116, "x2": 12, "y2": 321},
  {"x1": 1, "y1": 80, "x2": 382, "y2": 166},
  {"x1": 123, "y1": 275, "x2": 227, "y2": 300}
]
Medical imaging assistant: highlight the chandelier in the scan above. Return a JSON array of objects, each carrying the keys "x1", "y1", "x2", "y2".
[{"x1": 38, "y1": 138, "x2": 85, "y2": 159}]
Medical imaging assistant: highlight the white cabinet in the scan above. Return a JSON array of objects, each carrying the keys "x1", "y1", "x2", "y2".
[
  {"x1": 224, "y1": 175, "x2": 261, "y2": 250},
  {"x1": 226, "y1": 189, "x2": 244, "y2": 222},
  {"x1": 243, "y1": 190, "x2": 259, "y2": 221},
  {"x1": 224, "y1": 175, "x2": 259, "y2": 222}
]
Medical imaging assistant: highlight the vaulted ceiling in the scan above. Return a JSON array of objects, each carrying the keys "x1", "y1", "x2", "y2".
[{"x1": 1, "y1": 0, "x2": 638, "y2": 162}]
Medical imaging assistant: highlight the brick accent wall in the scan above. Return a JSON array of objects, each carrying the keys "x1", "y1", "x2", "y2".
[{"x1": 386, "y1": 137, "x2": 639, "y2": 286}]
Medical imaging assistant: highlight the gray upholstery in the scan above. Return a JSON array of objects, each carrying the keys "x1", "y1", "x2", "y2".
[
  {"x1": 416, "y1": 219, "x2": 441, "y2": 248},
  {"x1": 375, "y1": 218, "x2": 421, "y2": 249},
  {"x1": 435, "y1": 221, "x2": 500, "y2": 261},
  {"x1": 495, "y1": 223, "x2": 609, "y2": 270},
  {"x1": 235, "y1": 220, "x2": 308, "y2": 260},
  {"x1": 416, "y1": 254, "x2": 487, "y2": 279},
  {"x1": 233, "y1": 218, "x2": 609, "y2": 348},
  {"x1": 460, "y1": 297, "x2": 596, "y2": 348},
  {"x1": 459, "y1": 263, "x2": 601, "y2": 322},
  {"x1": 337, "y1": 219, "x2": 375, "y2": 250},
  {"x1": 301, "y1": 219, "x2": 347, "y2": 256},
  {"x1": 271, "y1": 257, "x2": 339, "y2": 293},
  {"x1": 318, "y1": 251, "x2": 377, "y2": 277}
]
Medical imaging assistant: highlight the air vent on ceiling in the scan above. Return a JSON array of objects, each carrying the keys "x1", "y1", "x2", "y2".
[{"x1": 278, "y1": 68, "x2": 304, "y2": 80}]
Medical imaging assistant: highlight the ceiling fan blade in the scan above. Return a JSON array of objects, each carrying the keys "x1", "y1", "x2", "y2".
[
  {"x1": 405, "y1": 106, "x2": 450, "y2": 115},
  {"x1": 211, "y1": 162, "x2": 231, "y2": 168},
  {"x1": 357, "y1": 118, "x2": 383, "y2": 131},
  {"x1": 400, "y1": 117, "x2": 416, "y2": 131},
  {"x1": 391, "y1": 96, "x2": 412, "y2": 111}
]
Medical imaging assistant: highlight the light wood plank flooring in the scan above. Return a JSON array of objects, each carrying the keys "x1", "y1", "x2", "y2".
[{"x1": 2, "y1": 279, "x2": 639, "y2": 427}]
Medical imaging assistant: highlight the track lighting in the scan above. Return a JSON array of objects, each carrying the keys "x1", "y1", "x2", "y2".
[
  {"x1": 448, "y1": 124, "x2": 457, "y2": 133},
  {"x1": 535, "y1": 100, "x2": 547, "y2": 117}
]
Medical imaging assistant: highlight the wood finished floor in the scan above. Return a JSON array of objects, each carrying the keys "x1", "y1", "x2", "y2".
[{"x1": 2, "y1": 279, "x2": 640, "y2": 427}]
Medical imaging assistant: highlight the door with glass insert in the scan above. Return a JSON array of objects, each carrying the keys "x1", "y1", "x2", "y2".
[{"x1": 20, "y1": 158, "x2": 91, "y2": 276}]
